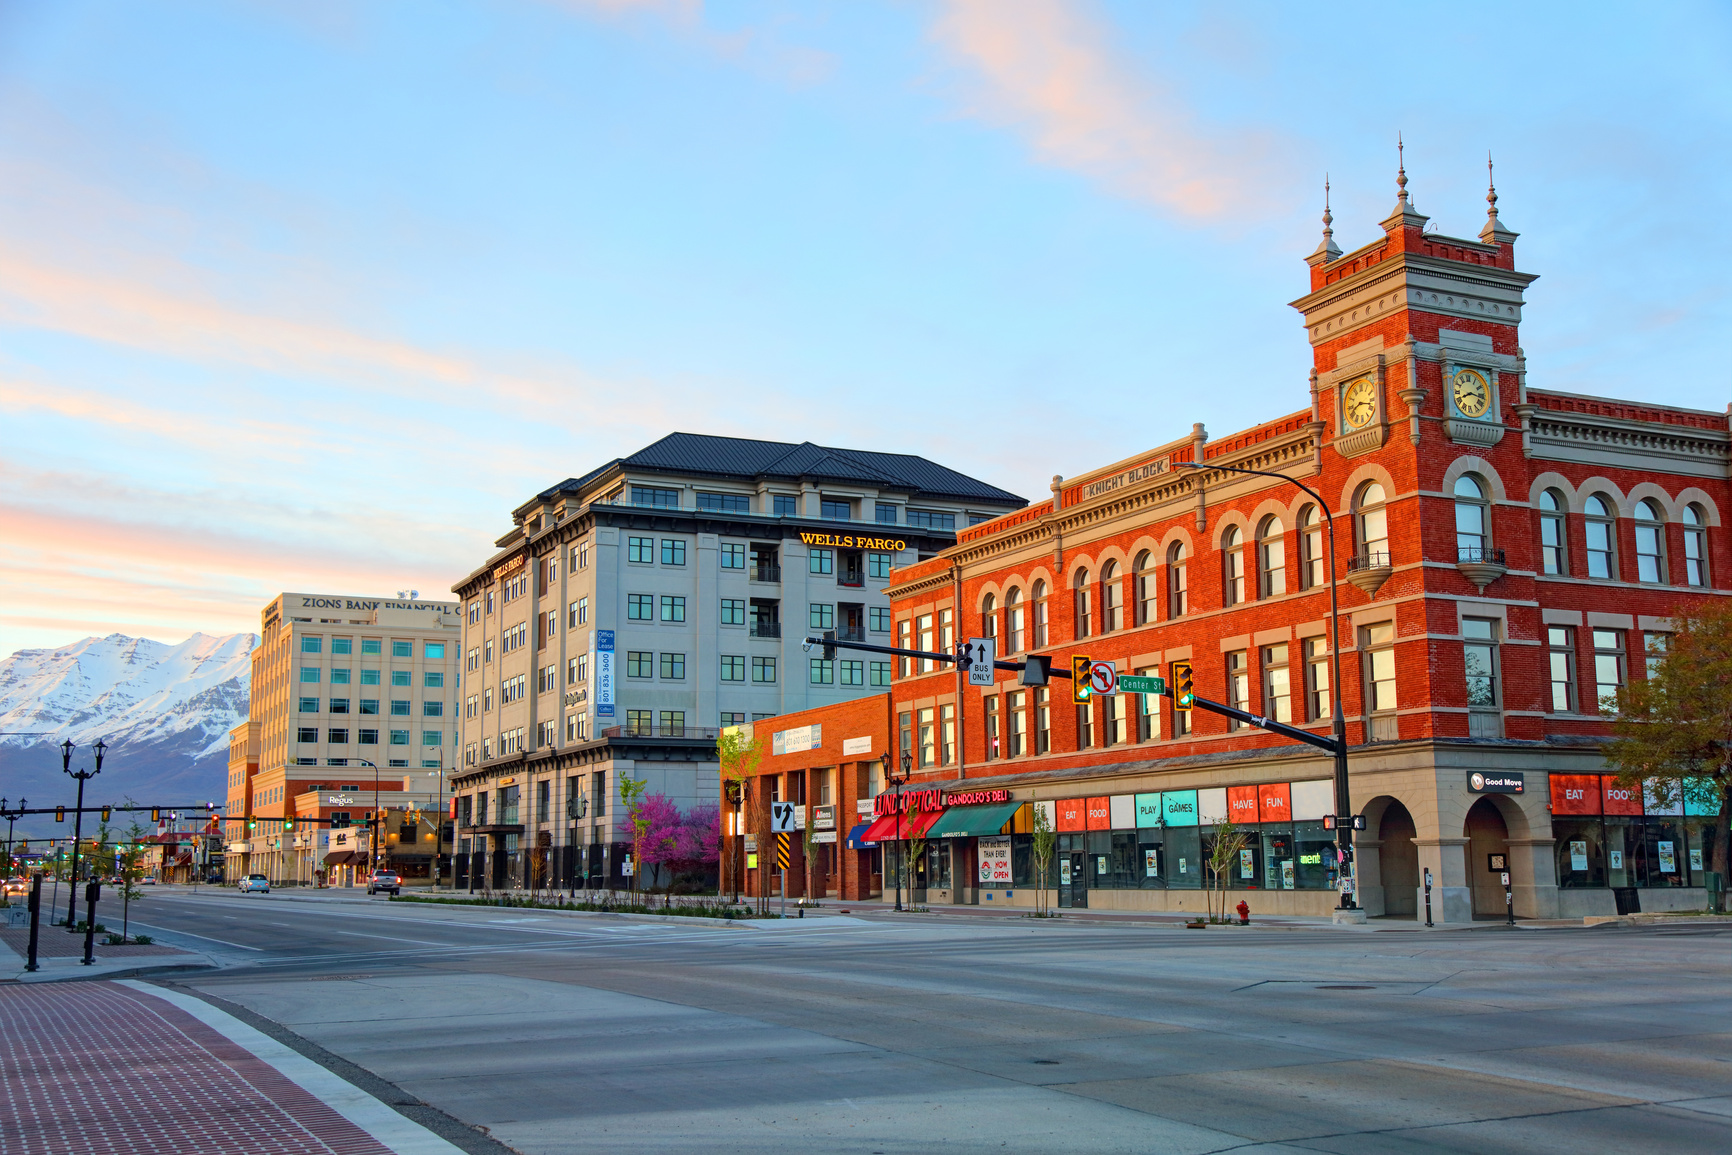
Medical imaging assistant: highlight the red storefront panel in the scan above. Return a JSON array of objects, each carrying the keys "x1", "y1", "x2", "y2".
[
  {"x1": 1550, "y1": 774, "x2": 1601, "y2": 815},
  {"x1": 1227, "y1": 785, "x2": 1260, "y2": 825},
  {"x1": 1085, "y1": 796, "x2": 1112, "y2": 830},
  {"x1": 1258, "y1": 783, "x2": 1292, "y2": 824},
  {"x1": 1056, "y1": 797, "x2": 1087, "y2": 832},
  {"x1": 1601, "y1": 778, "x2": 1643, "y2": 816}
]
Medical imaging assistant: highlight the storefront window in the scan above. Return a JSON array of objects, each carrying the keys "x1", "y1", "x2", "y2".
[
  {"x1": 1165, "y1": 827, "x2": 1202, "y2": 889},
  {"x1": 1261, "y1": 826, "x2": 1296, "y2": 890},
  {"x1": 928, "y1": 841, "x2": 952, "y2": 889},
  {"x1": 1293, "y1": 821, "x2": 1332, "y2": 889},
  {"x1": 1106, "y1": 831, "x2": 1142, "y2": 889},
  {"x1": 1554, "y1": 818, "x2": 1606, "y2": 888},
  {"x1": 1639, "y1": 818, "x2": 1688, "y2": 887}
]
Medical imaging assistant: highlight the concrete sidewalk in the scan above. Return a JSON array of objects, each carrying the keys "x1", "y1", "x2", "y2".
[{"x1": 0, "y1": 979, "x2": 468, "y2": 1154}]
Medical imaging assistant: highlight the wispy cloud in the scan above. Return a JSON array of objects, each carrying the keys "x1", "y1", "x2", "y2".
[
  {"x1": 547, "y1": 0, "x2": 835, "y2": 86},
  {"x1": 928, "y1": 0, "x2": 1282, "y2": 220}
]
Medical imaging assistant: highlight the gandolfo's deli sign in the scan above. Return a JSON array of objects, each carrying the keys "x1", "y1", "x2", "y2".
[
  {"x1": 873, "y1": 787, "x2": 1010, "y2": 816},
  {"x1": 799, "y1": 532, "x2": 907, "y2": 551}
]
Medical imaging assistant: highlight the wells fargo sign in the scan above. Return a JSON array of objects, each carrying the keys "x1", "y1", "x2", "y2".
[{"x1": 799, "y1": 532, "x2": 907, "y2": 551}]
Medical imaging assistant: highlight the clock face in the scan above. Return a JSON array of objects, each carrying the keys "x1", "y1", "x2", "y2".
[
  {"x1": 1342, "y1": 378, "x2": 1378, "y2": 429},
  {"x1": 1452, "y1": 368, "x2": 1491, "y2": 418}
]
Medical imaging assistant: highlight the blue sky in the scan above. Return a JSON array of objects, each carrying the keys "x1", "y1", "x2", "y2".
[{"x1": 1, "y1": 0, "x2": 1727, "y2": 655}]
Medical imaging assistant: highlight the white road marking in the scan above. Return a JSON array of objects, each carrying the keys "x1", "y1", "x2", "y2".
[{"x1": 123, "y1": 922, "x2": 262, "y2": 951}]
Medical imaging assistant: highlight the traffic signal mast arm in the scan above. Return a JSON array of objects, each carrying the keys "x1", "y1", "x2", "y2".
[
  {"x1": 1172, "y1": 692, "x2": 1343, "y2": 755},
  {"x1": 800, "y1": 633, "x2": 1074, "y2": 679}
]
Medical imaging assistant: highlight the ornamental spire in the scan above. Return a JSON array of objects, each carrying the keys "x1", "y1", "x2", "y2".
[
  {"x1": 1479, "y1": 149, "x2": 1518, "y2": 246},
  {"x1": 1381, "y1": 131, "x2": 1428, "y2": 232},
  {"x1": 1307, "y1": 174, "x2": 1342, "y2": 266}
]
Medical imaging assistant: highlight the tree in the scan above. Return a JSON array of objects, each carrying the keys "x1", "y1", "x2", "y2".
[
  {"x1": 1031, "y1": 803, "x2": 1057, "y2": 915},
  {"x1": 617, "y1": 775, "x2": 649, "y2": 896},
  {"x1": 669, "y1": 802, "x2": 720, "y2": 891},
  {"x1": 633, "y1": 792, "x2": 685, "y2": 891},
  {"x1": 1206, "y1": 815, "x2": 1252, "y2": 923},
  {"x1": 116, "y1": 819, "x2": 150, "y2": 942},
  {"x1": 717, "y1": 729, "x2": 763, "y2": 903},
  {"x1": 1605, "y1": 605, "x2": 1732, "y2": 911}
]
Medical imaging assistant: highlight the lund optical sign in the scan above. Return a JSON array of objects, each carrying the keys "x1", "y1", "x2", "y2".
[
  {"x1": 798, "y1": 532, "x2": 907, "y2": 551},
  {"x1": 1468, "y1": 771, "x2": 1524, "y2": 794}
]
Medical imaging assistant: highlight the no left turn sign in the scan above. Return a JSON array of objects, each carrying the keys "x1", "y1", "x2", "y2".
[{"x1": 1087, "y1": 661, "x2": 1117, "y2": 695}]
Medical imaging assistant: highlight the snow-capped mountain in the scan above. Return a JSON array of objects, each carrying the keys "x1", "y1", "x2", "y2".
[{"x1": 0, "y1": 633, "x2": 255, "y2": 825}]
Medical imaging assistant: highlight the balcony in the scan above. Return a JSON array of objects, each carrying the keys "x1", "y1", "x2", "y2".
[
  {"x1": 838, "y1": 568, "x2": 865, "y2": 588},
  {"x1": 1456, "y1": 546, "x2": 1508, "y2": 591},
  {"x1": 838, "y1": 627, "x2": 866, "y2": 643},
  {"x1": 752, "y1": 564, "x2": 781, "y2": 583},
  {"x1": 749, "y1": 620, "x2": 782, "y2": 639},
  {"x1": 1345, "y1": 550, "x2": 1393, "y2": 599}
]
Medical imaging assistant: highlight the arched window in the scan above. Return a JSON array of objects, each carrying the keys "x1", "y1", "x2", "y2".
[
  {"x1": 1355, "y1": 482, "x2": 1389, "y2": 564},
  {"x1": 1005, "y1": 588, "x2": 1024, "y2": 653},
  {"x1": 1031, "y1": 580, "x2": 1049, "y2": 647},
  {"x1": 981, "y1": 593, "x2": 997, "y2": 644},
  {"x1": 1584, "y1": 495, "x2": 1617, "y2": 579},
  {"x1": 1683, "y1": 504, "x2": 1708, "y2": 587},
  {"x1": 1100, "y1": 561, "x2": 1122, "y2": 632},
  {"x1": 1257, "y1": 516, "x2": 1286, "y2": 598},
  {"x1": 1538, "y1": 489, "x2": 1567, "y2": 575},
  {"x1": 1073, "y1": 569, "x2": 1092, "y2": 638},
  {"x1": 1133, "y1": 550, "x2": 1156, "y2": 624},
  {"x1": 1634, "y1": 499, "x2": 1666, "y2": 583},
  {"x1": 1166, "y1": 542, "x2": 1188, "y2": 617},
  {"x1": 1222, "y1": 526, "x2": 1245, "y2": 606},
  {"x1": 1454, "y1": 475, "x2": 1489, "y2": 560},
  {"x1": 1298, "y1": 504, "x2": 1324, "y2": 588}
]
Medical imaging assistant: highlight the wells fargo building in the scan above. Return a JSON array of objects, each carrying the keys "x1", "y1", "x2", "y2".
[{"x1": 880, "y1": 171, "x2": 1727, "y2": 921}]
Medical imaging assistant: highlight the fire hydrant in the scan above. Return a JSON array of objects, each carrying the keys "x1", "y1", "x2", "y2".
[{"x1": 1236, "y1": 900, "x2": 1250, "y2": 926}]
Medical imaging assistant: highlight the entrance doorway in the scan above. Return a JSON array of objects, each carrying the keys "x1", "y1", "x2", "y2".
[
  {"x1": 1465, "y1": 796, "x2": 1511, "y2": 918},
  {"x1": 1379, "y1": 801, "x2": 1419, "y2": 916},
  {"x1": 1058, "y1": 850, "x2": 1088, "y2": 908}
]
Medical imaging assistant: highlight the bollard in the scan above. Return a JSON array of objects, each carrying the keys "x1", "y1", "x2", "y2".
[
  {"x1": 82, "y1": 880, "x2": 100, "y2": 965},
  {"x1": 26, "y1": 873, "x2": 42, "y2": 972},
  {"x1": 1502, "y1": 871, "x2": 1514, "y2": 926},
  {"x1": 1423, "y1": 868, "x2": 1433, "y2": 928}
]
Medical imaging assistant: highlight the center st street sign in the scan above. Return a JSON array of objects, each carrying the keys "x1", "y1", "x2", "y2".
[{"x1": 1116, "y1": 675, "x2": 1166, "y2": 695}]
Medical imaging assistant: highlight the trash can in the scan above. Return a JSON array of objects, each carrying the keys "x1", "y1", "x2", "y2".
[
  {"x1": 1706, "y1": 871, "x2": 1724, "y2": 915},
  {"x1": 1613, "y1": 886, "x2": 1641, "y2": 915}
]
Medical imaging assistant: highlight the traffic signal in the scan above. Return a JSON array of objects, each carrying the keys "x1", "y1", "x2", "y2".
[
  {"x1": 1171, "y1": 660, "x2": 1194, "y2": 710},
  {"x1": 247, "y1": 818, "x2": 256, "y2": 831},
  {"x1": 101, "y1": 805, "x2": 111, "y2": 822},
  {"x1": 283, "y1": 817, "x2": 295, "y2": 832},
  {"x1": 55, "y1": 806, "x2": 65, "y2": 823},
  {"x1": 1071, "y1": 654, "x2": 1092, "y2": 703},
  {"x1": 17, "y1": 841, "x2": 25, "y2": 854},
  {"x1": 152, "y1": 808, "x2": 161, "y2": 822},
  {"x1": 822, "y1": 630, "x2": 837, "y2": 662}
]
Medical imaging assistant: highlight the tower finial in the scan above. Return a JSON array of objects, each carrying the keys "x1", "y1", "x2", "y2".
[
  {"x1": 1307, "y1": 173, "x2": 1342, "y2": 266},
  {"x1": 1396, "y1": 133, "x2": 1409, "y2": 205},
  {"x1": 1485, "y1": 150, "x2": 1499, "y2": 223}
]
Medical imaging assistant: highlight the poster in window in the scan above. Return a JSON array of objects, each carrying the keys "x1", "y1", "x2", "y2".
[
  {"x1": 1690, "y1": 848, "x2": 1704, "y2": 872},
  {"x1": 1239, "y1": 848, "x2": 1254, "y2": 879},
  {"x1": 977, "y1": 837, "x2": 1012, "y2": 885},
  {"x1": 1282, "y1": 860, "x2": 1295, "y2": 889},
  {"x1": 1658, "y1": 841, "x2": 1676, "y2": 873},
  {"x1": 1177, "y1": 857, "x2": 1187, "y2": 876},
  {"x1": 1059, "y1": 858, "x2": 1072, "y2": 885},
  {"x1": 1145, "y1": 849, "x2": 1159, "y2": 877},
  {"x1": 1609, "y1": 850, "x2": 1623, "y2": 870},
  {"x1": 1569, "y1": 841, "x2": 1588, "y2": 872}
]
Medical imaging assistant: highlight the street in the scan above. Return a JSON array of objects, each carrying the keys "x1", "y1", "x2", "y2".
[{"x1": 26, "y1": 887, "x2": 1731, "y2": 1154}]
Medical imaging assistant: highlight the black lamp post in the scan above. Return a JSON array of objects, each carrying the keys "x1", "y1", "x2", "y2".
[
  {"x1": 355, "y1": 757, "x2": 383, "y2": 879},
  {"x1": 1174, "y1": 460, "x2": 1357, "y2": 910},
  {"x1": 884, "y1": 751, "x2": 912, "y2": 912},
  {"x1": 61, "y1": 738, "x2": 105, "y2": 929},
  {"x1": 0, "y1": 797, "x2": 25, "y2": 876}
]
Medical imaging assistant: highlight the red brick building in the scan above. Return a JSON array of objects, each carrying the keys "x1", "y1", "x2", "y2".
[{"x1": 883, "y1": 169, "x2": 1728, "y2": 920}]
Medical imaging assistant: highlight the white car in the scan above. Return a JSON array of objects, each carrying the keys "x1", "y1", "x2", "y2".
[
  {"x1": 238, "y1": 873, "x2": 270, "y2": 894},
  {"x1": 139, "y1": 876, "x2": 157, "y2": 886}
]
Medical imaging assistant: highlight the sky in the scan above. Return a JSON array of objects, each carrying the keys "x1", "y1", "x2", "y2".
[{"x1": 1, "y1": 0, "x2": 1728, "y2": 657}]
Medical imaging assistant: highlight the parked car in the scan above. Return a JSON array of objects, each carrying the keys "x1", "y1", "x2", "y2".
[
  {"x1": 1, "y1": 878, "x2": 27, "y2": 899},
  {"x1": 238, "y1": 873, "x2": 270, "y2": 894},
  {"x1": 366, "y1": 870, "x2": 401, "y2": 896},
  {"x1": 139, "y1": 876, "x2": 157, "y2": 886}
]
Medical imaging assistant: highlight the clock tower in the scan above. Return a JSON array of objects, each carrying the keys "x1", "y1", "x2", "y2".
[{"x1": 1289, "y1": 151, "x2": 1538, "y2": 458}]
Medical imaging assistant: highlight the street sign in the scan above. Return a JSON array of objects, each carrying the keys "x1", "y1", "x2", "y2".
[
  {"x1": 770, "y1": 802, "x2": 797, "y2": 832},
  {"x1": 1087, "y1": 661, "x2": 1117, "y2": 696},
  {"x1": 963, "y1": 638, "x2": 996, "y2": 687},
  {"x1": 1117, "y1": 674, "x2": 1166, "y2": 695}
]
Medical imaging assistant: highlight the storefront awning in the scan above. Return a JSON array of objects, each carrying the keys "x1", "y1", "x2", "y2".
[
  {"x1": 861, "y1": 809, "x2": 946, "y2": 843},
  {"x1": 845, "y1": 822, "x2": 875, "y2": 849},
  {"x1": 323, "y1": 851, "x2": 356, "y2": 866},
  {"x1": 925, "y1": 801, "x2": 1021, "y2": 838}
]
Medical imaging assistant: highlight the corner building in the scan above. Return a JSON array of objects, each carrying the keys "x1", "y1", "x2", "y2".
[{"x1": 886, "y1": 173, "x2": 1729, "y2": 921}]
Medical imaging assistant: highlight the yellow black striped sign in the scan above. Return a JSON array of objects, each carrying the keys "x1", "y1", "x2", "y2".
[{"x1": 776, "y1": 831, "x2": 789, "y2": 871}]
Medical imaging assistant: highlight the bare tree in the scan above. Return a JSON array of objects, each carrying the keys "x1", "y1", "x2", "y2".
[
  {"x1": 1031, "y1": 803, "x2": 1057, "y2": 915},
  {"x1": 1206, "y1": 815, "x2": 1252, "y2": 923}
]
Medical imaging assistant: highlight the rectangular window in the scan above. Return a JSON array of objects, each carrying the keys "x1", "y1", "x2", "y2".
[
  {"x1": 660, "y1": 652, "x2": 686, "y2": 680},
  {"x1": 1261, "y1": 644, "x2": 1291, "y2": 724},
  {"x1": 868, "y1": 553, "x2": 892, "y2": 580},
  {"x1": 720, "y1": 542, "x2": 746, "y2": 569},
  {"x1": 628, "y1": 593, "x2": 653, "y2": 620},
  {"x1": 1362, "y1": 623, "x2": 1397, "y2": 714},
  {"x1": 752, "y1": 656, "x2": 777, "y2": 683},
  {"x1": 1075, "y1": 702, "x2": 1094, "y2": 749},
  {"x1": 392, "y1": 670, "x2": 411, "y2": 686},
  {"x1": 575, "y1": 541, "x2": 589, "y2": 569},
  {"x1": 297, "y1": 726, "x2": 318, "y2": 743},
  {"x1": 301, "y1": 667, "x2": 320, "y2": 683},
  {"x1": 1547, "y1": 627, "x2": 1576, "y2": 712},
  {"x1": 390, "y1": 730, "x2": 410, "y2": 746},
  {"x1": 627, "y1": 651, "x2": 653, "y2": 678},
  {"x1": 773, "y1": 494, "x2": 798, "y2": 516},
  {"x1": 660, "y1": 595, "x2": 686, "y2": 622},
  {"x1": 897, "y1": 619, "x2": 912, "y2": 677},
  {"x1": 1463, "y1": 618, "x2": 1500, "y2": 709},
  {"x1": 940, "y1": 703, "x2": 956, "y2": 764},
  {"x1": 1006, "y1": 691, "x2": 1026, "y2": 756},
  {"x1": 1644, "y1": 631, "x2": 1670, "y2": 679},
  {"x1": 720, "y1": 711, "x2": 746, "y2": 728},
  {"x1": 483, "y1": 640, "x2": 493, "y2": 663},
  {"x1": 869, "y1": 606, "x2": 891, "y2": 632},
  {"x1": 1225, "y1": 650, "x2": 1249, "y2": 729},
  {"x1": 424, "y1": 671, "x2": 444, "y2": 688},
  {"x1": 632, "y1": 486, "x2": 680, "y2": 508},
  {"x1": 918, "y1": 614, "x2": 935, "y2": 673},
  {"x1": 423, "y1": 701, "x2": 444, "y2": 717},
  {"x1": 1593, "y1": 629, "x2": 1626, "y2": 712},
  {"x1": 1103, "y1": 694, "x2": 1127, "y2": 746},
  {"x1": 661, "y1": 539, "x2": 687, "y2": 566},
  {"x1": 720, "y1": 598, "x2": 746, "y2": 625},
  {"x1": 840, "y1": 659, "x2": 864, "y2": 686},
  {"x1": 809, "y1": 603, "x2": 834, "y2": 629},
  {"x1": 810, "y1": 658, "x2": 835, "y2": 684},
  {"x1": 302, "y1": 637, "x2": 322, "y2": 653},
  {"x1": 918, "y1": 707, "x2": 936, "y2": 767},
  {"x1": 809, "y1": 548, "x2": 834, "y2": 575},
  {"x1": 361, "y1": 638, "x2": 382, "y2": 655},
  {"x1": 360, "y1": 669, "x2": 380, "y2": 686},
  {"x1": 425, "y1": 642, "x2": 445, "y2": 659},
  {"x1": 626, "y1": 708, "x2": 652, "y2": 735},
  {"x1": 869, "y1": 660, "x2": 891, "y2": 686},
  {"x1": 1134, "y1": 668, "x2": 1160, "y2": 741},
  {"x1": 660, "y1": 710, "x2": 686, "y2": 736},
  {"x1": 483, "y1": 687, "x2": 492, "y2": 711},
  {"x1": 628, "y1": 536, "x2": 653, "y2": 564},
  {"x1": 899, "y1": 711, "x2": 913, "y2": 767},
  {"x1": 359, "y1": 729, "x2": 378, "y2": 745},
  {"x1": 328, "y1": 697, "x2": 350, "y2": 714},
  {"x1": 906, "y1": 509, "x2": 956, "y2": 530},
  {"x1": 361, "y1": 698, "x2": 379, "y2": 714},
  {"x1": 821, "y1": 498, "x2": 852, "y2": 520},
  {"x1": 697, "y1": 492, "x2": 751, "y2": 512},
  {"x1": 1304, "y1": 637, "x2": 1331, "y2": 721},
  {"x1": 330, "y1": 668, "x2": 351, "y2": 684},
  {"x1": 423, "y1": 730, "x2": 442, "y2": 747},
  {"x1": 939, "y1": 608, "x2": 955, "y2": 652},
  {"x1": 393, "y1": 641, "x2": 412, "y2": 658},
  {"x1": 391, "y1": 699, "x2": 410, "y2": 716},
  {"x1": 720, "y1": 655, "x2": 746, "y2": 682},
  {"x1": 330, "y1": 638, "x2": 352, "y2": 655},
  {"x1": 876, "y1": 503, "x2": 898, "y2": 524},
  {"x1": 1035, "y1": 688, "x2": 1051, "y2": 753}
]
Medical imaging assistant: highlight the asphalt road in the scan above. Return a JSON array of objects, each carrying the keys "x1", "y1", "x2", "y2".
[{"x1": 90, "y1": 887, "x2": 1732, "y2": 1153}]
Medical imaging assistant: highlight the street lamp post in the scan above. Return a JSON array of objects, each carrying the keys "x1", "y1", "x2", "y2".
[
  {"x1": 60, "y1": 739, "x2": 105, "y2": 928},
  {"x1": 883, "y1": 751, "x2": 912, "y2": 912},
  {"x1": 355, "y1": 758, "x2": 383, "y2": 883},
  {"x1": 0, "y1": 797, "x2": 25, "y2": 877},
  {"x1": 1174, "y1": 460, "x2": 1357, "y2": 911}
]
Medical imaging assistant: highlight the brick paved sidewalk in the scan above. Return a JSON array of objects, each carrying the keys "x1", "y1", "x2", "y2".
[
  {"x1": 0, "y1": 926, "x2": 191, "y2": 960},
  {"x1": 0, "y1": 982, "x2": 400, "y2": 1155}
]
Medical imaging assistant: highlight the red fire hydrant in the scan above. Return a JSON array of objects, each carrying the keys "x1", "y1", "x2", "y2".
[{"x1": 1236, "y1": 899, "x2": 1250, "y2": 926}]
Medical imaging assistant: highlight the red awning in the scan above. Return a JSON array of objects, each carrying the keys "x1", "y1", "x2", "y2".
[{"x1": 860, "y1": 809, "x2": 946, "y2": 842}]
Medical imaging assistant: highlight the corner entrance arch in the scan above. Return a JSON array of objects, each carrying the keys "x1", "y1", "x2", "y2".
[
  {"x1": 1465, "y1": 796, "x2": 1511, "y2": 918},
  {"x1": 1377, "y1": 801, "x2": 1419, "y2": 916}
]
